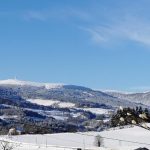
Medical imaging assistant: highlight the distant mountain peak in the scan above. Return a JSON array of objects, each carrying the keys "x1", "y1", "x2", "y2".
[
  {"x1": 0, "y1": 79, "x2": 64, "y2": 89},
  {"x1": 104, "y1": 90, "x2": 133, "y2": 94}
]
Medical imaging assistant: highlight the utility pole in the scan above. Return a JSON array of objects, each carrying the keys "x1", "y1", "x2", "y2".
[
  {"x1": 46, "y1": 136, "x2": 47, "y2": 148},
  {"x1": 83, "y1": 138, "x2": 85, "y2": 150}
]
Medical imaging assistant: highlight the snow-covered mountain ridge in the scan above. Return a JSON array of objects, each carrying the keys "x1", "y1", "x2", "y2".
[
  {"x1": 0, "y1": 79, "x2": 63, "y2": 89},
  {"x1": 106, "y1": 90, "x2": 150, "y2": 106},
  {"x1": 0, "y1": 79, "x2": 148, "y2": 108}
]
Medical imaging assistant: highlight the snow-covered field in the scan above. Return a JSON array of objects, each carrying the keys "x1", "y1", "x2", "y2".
[
  {"x1": 78, "y1": 108, "x2": 113, "y2": 115},
  {"x1": 24, "y1": 108, "x2": 69, "y2": 121},
  {"x1": 0, "y1": 115, "x2": 18, "y2": 120},
  {"x1": 27, "y1": 99, "x2": 75, "y2": 108},
  {"x1": 26, "y1": 99, "x2": 113, "y2": 115},
  {"x1": 26, "y1": 99, "x2": 60, "y2": 106},
  {"x1": 1, "y1": 125, "x2": 150, "y2": 150}
]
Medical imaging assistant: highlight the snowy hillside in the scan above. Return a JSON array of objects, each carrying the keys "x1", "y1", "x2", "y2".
[
  {"x1": 0, "y1": 79, "x2": 144, "y2": 108},
  {"x1": 106, "y1": 91, "x2": 150, "y2": 106},
  {"x1": 1, "y1": 125, "x2": 150, "y2": 150}
]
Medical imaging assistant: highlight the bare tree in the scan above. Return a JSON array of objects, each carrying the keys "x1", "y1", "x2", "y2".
[
  {"x1": 94, "y1": 134, "x2": 104, "y2": 147},
  {"x1": 0, "y1": 140, "x2": 15, "y2": 150}
]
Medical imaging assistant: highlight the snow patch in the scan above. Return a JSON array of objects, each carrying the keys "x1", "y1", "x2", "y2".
[
  {"x1": 78, "y1": 108, "x2": 113, "y2": 115},
  {"x1": 0, "y1": 115, "x2": 18, "y2": 120},
  {"x1": 83, "y1": 91, "x2": 94, "y2": 97},
  {"x1": 58, "y1": 102, "x2": 75, "y2": 108}
]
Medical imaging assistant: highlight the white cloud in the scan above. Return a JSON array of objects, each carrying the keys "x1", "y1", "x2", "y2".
[
  {"x1": 83, "y1": 27, "x2": 108, "y2": 43},
  {"x1": 22, "y1": 4, "x2": 150, "y2": 47},
  {"x1": 23, "y1": 8, "x2": 90, "y2": 22},
  {"x1": 118, "y1": 17, "x2": 150, "y2": 46},
  {"x1": 83, "y1": 18, "x2": 150, "y2": 46}
]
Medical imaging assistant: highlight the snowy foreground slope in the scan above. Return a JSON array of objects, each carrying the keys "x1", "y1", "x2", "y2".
[{"x1": 1, "y1": 125, "x2": 150, "y2": 150}]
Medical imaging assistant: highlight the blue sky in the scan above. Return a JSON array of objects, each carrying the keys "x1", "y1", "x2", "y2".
[{"x1": 1, "y1": 0, "x2": 150, "y2": 92}]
